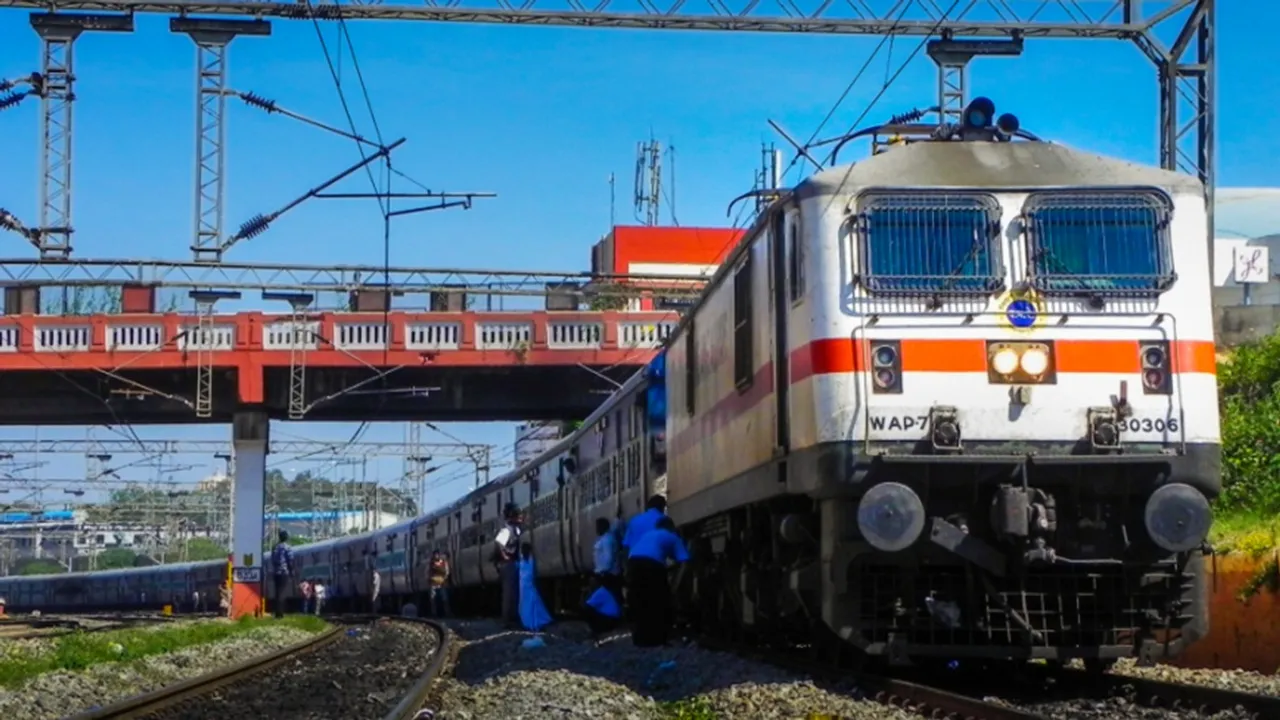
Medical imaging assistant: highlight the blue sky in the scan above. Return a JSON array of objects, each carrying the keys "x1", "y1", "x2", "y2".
[{"x1": 0, "y1": 2, "x2": 1275, "y2": 515}]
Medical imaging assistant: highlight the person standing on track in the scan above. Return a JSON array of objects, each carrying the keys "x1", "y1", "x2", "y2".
[
  {"x1": 369, "y1": 552, "x2": 382, "y2": 613},
  {"x1": 493, "y1": 503, "x2": 524, "y2": 629},
  {"x1": 626, "y1": 516, "x2": 688, "y2": 648},
  {"x1": 299, "y1": 579, "x2": 313, "y2": 615},
  {"x1": 313, "y1": 580, "x2": 326, "y2": 615},
  {"x1": 270, "y1": 530, "x2": 295, "y2": 618},
  {"x1": 428, "y1": 550, "x2": 452, "y2": 618}
]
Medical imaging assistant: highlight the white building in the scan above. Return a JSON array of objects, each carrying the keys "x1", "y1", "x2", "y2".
[{"x1": 1212, "y1": 188, "x2": 1280, "y2": 344}]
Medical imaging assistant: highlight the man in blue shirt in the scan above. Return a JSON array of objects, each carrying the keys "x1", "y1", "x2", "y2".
[
  {"x1": 625, "y1": 515, "x2": 688, "y2": 647},
  {"x1": 622, "y1": 495, "x2": 667, "y2": 552},
  {"x1": 270, "y1": 530, "x2": 295, "y2": 618}
]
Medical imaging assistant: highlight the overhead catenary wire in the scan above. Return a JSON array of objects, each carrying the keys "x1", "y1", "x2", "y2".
[
  {"x1": 775, "y1": 0, "x2": 915, "y2": 185},
  {"x1": 302, "y1": 0, "x2": 386, "y2": 216},
  {"x1": 816, "y1": 0, "x2": 965, "y2": 216},
  {"x1": 298, "y1": 0, "x2": 403, "y2": 441},
  {"x1": 715, "y1": 1, "x2": 914, "y2": 261}
]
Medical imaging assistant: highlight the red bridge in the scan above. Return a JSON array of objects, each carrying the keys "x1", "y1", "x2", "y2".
[{"x1": 0, "y1": 309, "x2": 677, "y2": 425}]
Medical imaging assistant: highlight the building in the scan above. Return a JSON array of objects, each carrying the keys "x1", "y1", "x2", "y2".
[
  {"x1": 1213, "y1": 188, "x2": 1280, "y2": 345},
  {"x1": 589, "y1": 225, "x2": 743, "y2": 310},
  {"x1": 267, "y1": 510, "x2": 401, "y2": 541},
  {"x1": 514, "y1": 422, "x2": 561, "y2": 467},
  {"x1": 195, "y1": 473, "x2": 230, "y2": 493}
]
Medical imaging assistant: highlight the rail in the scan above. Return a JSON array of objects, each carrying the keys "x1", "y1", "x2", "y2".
[
  {"x1": 66, "y1": 616, "x2": 449, "y2": 720},
  {"x1": 1054, "y1": 666, "x2": 1280, "y2": 718},
  {"x1": 696, "y1": 634, "x2": 1048, "y2": 720},
  {"x1": 68, "y1": 625, "x2": 345, "y2": 720},
  {"x1": 856, "y1": 674, "x2": 1049, "y2": 720},
  {"x1": 0, "y1": 613, "x2": 181, "y2": 640}
]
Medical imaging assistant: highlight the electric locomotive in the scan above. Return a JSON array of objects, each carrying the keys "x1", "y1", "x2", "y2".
[
  {"x1": 0, "y1": 101, "x2": 1221, "y2": 675},
  {"x1": 662, "y1": 98, "x2": 1219, "y2": 668}
]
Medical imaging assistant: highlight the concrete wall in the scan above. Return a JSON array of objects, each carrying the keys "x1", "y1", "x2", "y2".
[
  {"x1": 1215, "y1": 303, "x2": 1280, "y2": 347},
  {"x1": 1175, "y1": 554, "x2": 1280, "y2": 673}
]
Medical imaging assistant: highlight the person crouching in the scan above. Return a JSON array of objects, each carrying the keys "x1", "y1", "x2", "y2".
[
  {"x1": 625, "y1": 516, "x2": 689, "y2": 648},
  {"x1": 582, "y1": 584, "x2": 623, "y2": 643}
]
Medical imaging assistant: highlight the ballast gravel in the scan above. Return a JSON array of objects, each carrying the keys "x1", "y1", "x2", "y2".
[
  {"x1": 431, "y1": 619, "x2": 918, "y2": 720},
  {"x1": 140, "y1": 618, "x2": 439, "y2": 719},
  {"x1": 987, "y1": 659, "x2": 1280, "y2": 720},
  {"x1": 0, "y1": 621, "x2": 316, "y2": 720},
  {"x1": 1110, "y1": 658, "x2": 1280, "y2": 697}
]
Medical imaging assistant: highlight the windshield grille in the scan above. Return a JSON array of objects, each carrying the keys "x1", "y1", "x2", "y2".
[
  {"x1": 1024, "y1": 191, "x2": 1175, "y2": 296},
  {"x1": 857, "y1": 192, "x2": 1003, "y2": 296}
]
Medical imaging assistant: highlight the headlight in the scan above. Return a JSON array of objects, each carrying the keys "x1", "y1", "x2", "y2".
[
  {"x1": 1019, "y1": 347, "x2": 1049, "y2": 376},
  {"x1": 990, "y1": 347, "x2": 1020, "y2": 375}
]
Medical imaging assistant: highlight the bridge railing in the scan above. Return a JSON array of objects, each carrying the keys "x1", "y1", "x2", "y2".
[{"x1": 0, "y1": 311, "x2": 681, "y2": 355}]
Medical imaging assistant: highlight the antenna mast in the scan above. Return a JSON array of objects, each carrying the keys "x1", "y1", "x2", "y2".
[
  {"x1": 608, "y1": 173, "x2": 616, "y2": 227},
  {"x1": 633, "y1": 136, "x2": 662, "y2": 226},
  {"x1": 754, "y1": 142, "x2": 782, "y2": 214}
]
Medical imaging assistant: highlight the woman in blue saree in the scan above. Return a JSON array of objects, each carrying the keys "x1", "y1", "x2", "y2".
[{"x1": 517, "y1": 543, "x2": 553, "y2": 632}]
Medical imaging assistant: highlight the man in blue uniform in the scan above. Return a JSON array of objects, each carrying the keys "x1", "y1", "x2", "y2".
[
  {"x1": 625, "y1": 516, "x2": 688, "y2": 647},
  {"x1": 622, "y1": 494, "x2": 667, "y2": 552},
  {"x1": 592, "y1": 517, "x2": 622, "y2": 596},
  {"x1": 270, "y1": 530, "x2": 295, "y2": 618}
]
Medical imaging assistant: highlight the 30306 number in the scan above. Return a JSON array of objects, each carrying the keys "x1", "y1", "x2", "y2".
[{"x1": 1121, "y1": 417, "x2": 1180, "y2": 433}]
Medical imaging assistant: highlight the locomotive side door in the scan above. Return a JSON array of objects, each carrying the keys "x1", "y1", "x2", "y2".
[{"x1": 770, "y1": 207, "x2": 793, "y2": 480}]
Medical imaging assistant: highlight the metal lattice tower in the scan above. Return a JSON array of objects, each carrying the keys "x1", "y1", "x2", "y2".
[
  {"x1": 191, "y1": 36, "x2": 231, "y2": 261},
  {"x1": 188, "y1": 290, "x2": 240, "y2": 419},
  {"x1": 404, "y1": 423, "x2": 434, "y2": 516},
  {"x1": 34, "y1": 28, "x2": 74, "y2": 259},
  {"x1": 0, "y1": 1, "x2": 1216, "y2": 267},
  {"x1": 264, "y1": 291, "x2": 315, "y2": 420},
  {"x1": 172, "y1": 19, "x2": 271, "y2": 263},
  {"x1": 26, "y1": 14, "x2": 132, "y2": 259}
]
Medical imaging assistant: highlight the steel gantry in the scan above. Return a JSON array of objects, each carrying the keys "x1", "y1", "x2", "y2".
[{"x1": 0, "y1": 1, "x2": 1216, "y2": 264}]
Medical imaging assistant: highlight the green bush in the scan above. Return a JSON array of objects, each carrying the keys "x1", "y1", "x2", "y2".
[{"x1": 1218, "y1": 332, "x2": 1280, "y2": 517}]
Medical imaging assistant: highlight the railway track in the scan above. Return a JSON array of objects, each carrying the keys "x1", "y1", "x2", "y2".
[
  {"x1": 66, "y1": 615, "x2": 450, "y2": 720},
  {"x1": 697, "y1": 634, "x2": 1050, "y2": 720},
  {"x1": 699, "y1": 631, "x2": 1280, "y2": 720},
  {"x1": 0, "y1": 613, "x2": 181, "y2": 640},
  {"x1": 1032, "y1": 665, "x2": 1280, "y2": 718}
]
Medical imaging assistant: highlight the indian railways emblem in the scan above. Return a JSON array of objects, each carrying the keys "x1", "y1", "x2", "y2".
[{"x1": 998, "y1": 289, "x2": 1045, "y2": 333}]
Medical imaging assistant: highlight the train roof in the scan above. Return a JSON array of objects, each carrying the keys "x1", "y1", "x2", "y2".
[
  {"x1": 0, "y1": 558, "x2": 224, "y2": 583},
  {"x1": 796, "y1": 141, "x2": 1204, "y2": 201},
  {"x1": 443, "y1": 359, "x2": 656, "y2": 513}
]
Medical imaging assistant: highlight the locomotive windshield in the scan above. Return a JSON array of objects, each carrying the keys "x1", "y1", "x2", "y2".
[
  {"x1": 857, "y1": 192, "x2": 1003, "y2": 295},
  {"x1": 1024, "y1": 190, "x2": 1175, "y2": 294}
]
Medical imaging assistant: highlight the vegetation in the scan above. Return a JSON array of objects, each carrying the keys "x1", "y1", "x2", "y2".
[
  {"x1": 86, "y1": 470, "x2": 415, "y2": 528},
  {"x1": 0, "y1": 614, "x2": 328, "y2": 688},
  {"x1": 657, "y1": 698, "x2": 719, "y2": 720},
  {"x1": 39, "y1": 286, "x2": 183, "y2": 316},
  {"x1": 17, "y1": 560, "x2": 65, "y2": 576},
  {"x1": 586, "y1": 283, "x2": 632, "y2": 311},
  {"x1": 1216, "y1": 333, "x2": 1280, "y2": 516},
  {"x1": 1212, "y1": 332, "x2": 1280, "y2": 599}
]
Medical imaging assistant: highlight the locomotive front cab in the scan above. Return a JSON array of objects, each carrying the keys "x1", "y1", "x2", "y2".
[{"x1": 807, "y1": 99, "x2": 1219, "y2": 667}]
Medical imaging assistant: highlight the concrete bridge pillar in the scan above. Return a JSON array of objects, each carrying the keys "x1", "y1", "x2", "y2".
[{"x1": 229, "y1": 410, "x2": 268, "y2": 619}]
